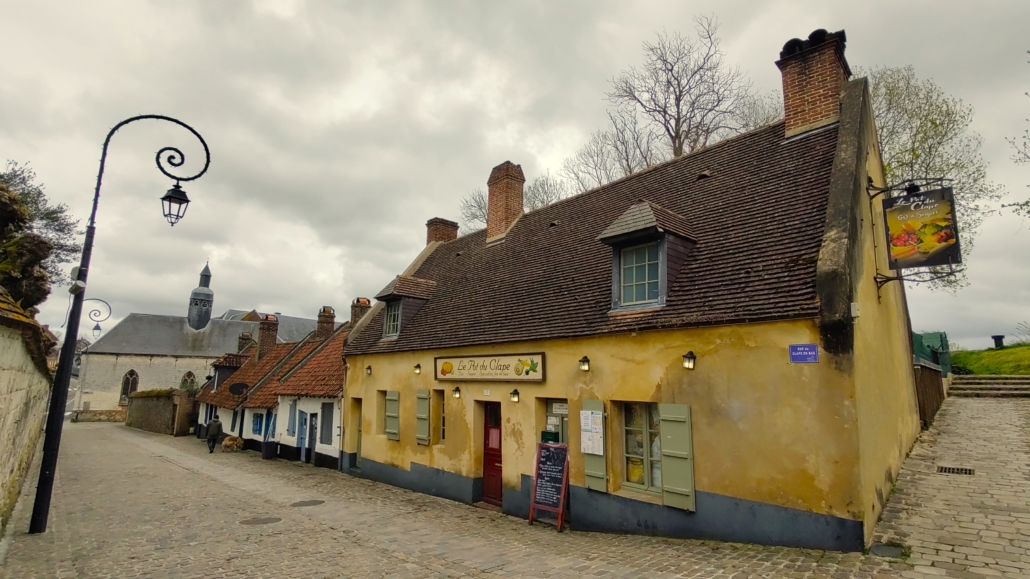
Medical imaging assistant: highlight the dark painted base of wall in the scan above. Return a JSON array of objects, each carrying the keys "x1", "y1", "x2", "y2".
[
  {"x1": 348, "y1": 455, "x2": 483, "y2": 505},
  {"x1": 334, "y1": 455, "x2": 864, "y2": 551},
  {"x1": 278, "y1": 444, "x2": 300, "y2": 461},
  {"x1": 502, "y1": 474, "x2": 863, "y2": 552},
  {"x1": 313, "y1": 452, "x2": 339, "y2": 470},
  {"x1": 243, "y1": 438, "x2": 261, "y2": 452}
]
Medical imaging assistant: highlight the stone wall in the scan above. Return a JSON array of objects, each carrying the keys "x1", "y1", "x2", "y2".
[
  {"x1": 126, "y1": 390, "x2": 195, "y2": 436},
  {"x1": 77, "y1": 353, "x2": 215, "y2": 412},
  {"x1": 0, "y1": 302, "x2": 53, "y2": 537},
  {"x1": 71, "y1": 409, "x2": 126, "y2": 422}
]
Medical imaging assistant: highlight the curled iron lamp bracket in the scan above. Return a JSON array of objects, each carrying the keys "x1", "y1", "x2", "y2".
[{"x1": 867, "y1": 176, "x2": 954, "y2": 200}]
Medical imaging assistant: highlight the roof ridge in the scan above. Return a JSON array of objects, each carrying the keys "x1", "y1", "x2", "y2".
[
  {"x1": 236, "y1": 336, "x2": 315, "y2": 410},
  {"x1": 280, "y1": 321, "x2": 350, "y2": 384}
]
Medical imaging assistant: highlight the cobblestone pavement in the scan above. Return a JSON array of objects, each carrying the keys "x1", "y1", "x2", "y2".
[
  {"x1": 0, "y1": 399, "x2": 1026, "y2": 578},
  {"x1": 873, "y1": 399, "x2": 1030, "y2": 578}
]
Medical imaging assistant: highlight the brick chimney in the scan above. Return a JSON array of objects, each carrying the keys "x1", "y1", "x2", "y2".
[
  {"x1": 486, "y1": 161, "x2": 525, "y2": 240},
  {"x1": 427, "y1": 217, "x2": 459, "y2": 245},
  {"x1": 257, "y1": 314, "x2": 278, "y2": 360},
  {"x1": 775, "y1": 29, "x2": 851, "y2": 137},
  {"x1": 350, "y1": 297, "x2": 371, "y2": 326},
  {"x1": 316, "y1": 306, "x2": 335, "y2": 340},
  {"x1": 237, "y1": 331, "x2": 253, "y2": 353}
]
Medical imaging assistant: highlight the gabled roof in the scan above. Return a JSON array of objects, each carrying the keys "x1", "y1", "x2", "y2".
[
  {"x1": 245, "y1": 323, "x2": 350, "y2": 408},
  {"x1": 243, "y1": 341, "x2": 322, "y2": 409},
  {"x1": 215, "y1": 309, "x2": 335, "y2": 343},
  {"x1": 85, "y1": 314, "x2": 255, "y2": 357},
  {"x1": 196, "y1": 341, "x2": 306, "y2": 409},
  {"x1": 346, "y1": 121, "x2": 839, "y2": 356},
  {"x1": 597, "y1": 200, "x2": 696, "y2": 243},
  {"x1": 374, "y1": 275, "x2": 437, "y2": 301}
]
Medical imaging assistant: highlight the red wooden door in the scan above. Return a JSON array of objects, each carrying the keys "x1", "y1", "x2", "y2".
[{"x1": 483, "y1": 402, "x2": 503, "y2": 506}]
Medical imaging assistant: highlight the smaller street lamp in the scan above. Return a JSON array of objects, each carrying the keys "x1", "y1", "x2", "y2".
[
  {"x1": 92, "y1": 323, "x2": 102, "y2": 339},
  {"x1": 579, "y1": 356, "x2": 590, "y2": 372},
  {"x1": 160, "y1": 183, "x2": 191, "y2": 226},
  {"x1": 682, "y1": 351, "x2": 696, "y2": 370}
]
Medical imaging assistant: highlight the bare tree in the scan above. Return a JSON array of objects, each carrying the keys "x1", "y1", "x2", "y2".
[
  {"x1": 561, "y1": 107, "x2": 668, "y2": 193},
  {"x1": 863, "y1": 65, "x2": 1005, "y2": 289},
  {"x1": 1009, "y1": 50, "x2": 1030, "y2": 218},
  {"x1": 735, "y1": 91, "x2": 783, "y2": 131},
  {"x1": 524, "y1": 171, "x2": 573, "y2": 211},
  {"x1": 608, "y1": 16, "x2": 751, "y2": 157},
  {"x1": 458, "y1": 187, "x2": 488, "y2": 230}
]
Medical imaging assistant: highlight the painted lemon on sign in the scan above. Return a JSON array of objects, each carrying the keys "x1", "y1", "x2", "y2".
[{"x1": 441, "y1": 361, "x2": 453, "y2": 376}]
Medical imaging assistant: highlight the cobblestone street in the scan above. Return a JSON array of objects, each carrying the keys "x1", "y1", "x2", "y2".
[{"x1": 2, "y1": 399, "x2": 1028, "y2": 579}]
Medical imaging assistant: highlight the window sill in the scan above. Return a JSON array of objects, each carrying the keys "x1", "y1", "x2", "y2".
[
  {"x1": 613, "y1": 486, "x2": 663, "y2": 506},
  {"x1": 609, "y1": 303, "x2": 663, "y2": 316}
]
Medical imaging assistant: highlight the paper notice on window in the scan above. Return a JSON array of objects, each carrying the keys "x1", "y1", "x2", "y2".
[{"x1": 580, "y1": 410, "x2": 604, "y2": 455}]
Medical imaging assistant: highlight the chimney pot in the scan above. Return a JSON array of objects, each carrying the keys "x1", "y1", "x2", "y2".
[
  {"x1": 237, "y1": 331, "x2": 253, "y2": 353},
  {"x1": 486, "y1": 161, "x2": 525, "y2": 241},
  {"x1": 426, "y1": 217, "x2": 459, "y2": 245},
  {"x1": 257, "y1": 315, "x2": 278, "y2": 360},
  {"x1": 316, "y1": 306, "x2": 335, "y2": 340},
  {"x1": 776, "y1": 29, "x2": 851, "y2": 137},
  {"x1": 351, "y1": 297, "x2": 372, "y2": 326}
]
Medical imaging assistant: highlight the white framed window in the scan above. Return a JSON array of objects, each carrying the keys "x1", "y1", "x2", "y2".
[
  {"x1": 620, "y1": 242, "x2": 660, "y2": 305},
  {"x1": 383, "y1": 301, "x2": 401, "y2": 337},
  {"x1": 623, "y1": 402, "x2": 662, "y2": 492}
]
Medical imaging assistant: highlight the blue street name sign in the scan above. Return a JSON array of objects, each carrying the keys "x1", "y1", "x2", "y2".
[{"x1": 789, "y1": 344, "x2": 820, "y2": 364}]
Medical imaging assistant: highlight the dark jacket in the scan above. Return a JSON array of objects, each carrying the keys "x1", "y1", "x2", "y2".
[{"x1": 206, "y1": 419, "x2": 223, "y2": 441}]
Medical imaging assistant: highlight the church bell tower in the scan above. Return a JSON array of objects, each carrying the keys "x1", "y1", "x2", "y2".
[{"x1": 187, "y1": 263, "x2": 214, "y2": 330}]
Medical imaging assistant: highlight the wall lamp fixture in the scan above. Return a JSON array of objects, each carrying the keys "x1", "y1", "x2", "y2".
[
  {"x1": 682, "y1": 351, "x2": 696, "y2": 370},
  {"x1": 579, "y1": 356, "x2": 590, "y2": 372},
  {"x1": 414, "y1": 363, "x2": 421, "y2": 375},
  {"x1": 509, "y1": 389, "x2": 520, "y2": 403},
  {"x1": 452, "y1": 386, "x2": 461, "y2": 399}
]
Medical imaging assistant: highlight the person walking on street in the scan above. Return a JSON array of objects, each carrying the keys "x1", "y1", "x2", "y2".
[{"x1": 206, "y1": 415, "x2": 223, "y2": 453}]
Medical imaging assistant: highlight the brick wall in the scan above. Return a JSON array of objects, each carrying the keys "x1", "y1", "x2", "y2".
[
  {"x1": 486, "y1": 161, "x2": 525, "y2": 240},
  {"x1": 776, "y1": 36, "x2": 849, "y2": 137}
]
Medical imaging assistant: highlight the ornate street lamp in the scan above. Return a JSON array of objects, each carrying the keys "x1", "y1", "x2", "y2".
[
  {"x1": 30, "y1": 115, "x2": 210, "y2": 534},
  {"x1": 62, "y1": 297, "x2": 112, "y2": 340}
]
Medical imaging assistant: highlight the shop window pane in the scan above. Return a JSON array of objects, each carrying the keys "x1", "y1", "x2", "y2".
[
  {"x1": 625, "y1": 429, "x2": 644, "y2": 457},
  {"x1": 651, "y1": 461, "x2": 662, "y2": 488},
  {"x1": 625, "y1": 403, "x2": 644, "y2": 428}
]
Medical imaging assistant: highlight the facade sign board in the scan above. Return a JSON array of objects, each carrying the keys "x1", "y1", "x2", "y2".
[
  {"x1": 789, "y1": 344, "x2": 819, "y2": 364},
  {"x1": 434, "y1": 353, "x2": 545, "y2": 382},
  {"x1": 580, "y1": 410, "x2": 604, "y2": 455},
  {"x1": 882, "y1": 188, "x2": 962, "y2": 270}
]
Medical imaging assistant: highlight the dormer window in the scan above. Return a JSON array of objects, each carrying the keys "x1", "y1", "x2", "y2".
[
  {"x1": 598, "y1": 200, "x2": 697, "y2": 312},
  {"x1": 383, "y1": 301, "x2": 401, "y2": 338},
  {"x1": 621, "y1": 242, "x2": 661, "y2": 305}
]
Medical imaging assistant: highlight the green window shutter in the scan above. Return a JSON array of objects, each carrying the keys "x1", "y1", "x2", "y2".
[
  {"x1": 415, "y1": 389, "x2": 430, "y2": 445},
  {"x1": 385, "y1": 390, "x2": 400, "y2": 441},
  {"x1": 658, "y1": 403, "x2": 695, "y2": 512},
  {"x1": 581, "y1": 399, "x2": 607, "y2": 492}
]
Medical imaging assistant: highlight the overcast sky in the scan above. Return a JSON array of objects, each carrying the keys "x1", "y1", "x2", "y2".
[{"x1": 3, "y1": 0, "x2": 1028, "y2": 350}]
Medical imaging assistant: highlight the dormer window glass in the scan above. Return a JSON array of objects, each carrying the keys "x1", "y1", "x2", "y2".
[
  {"x1": 384, "y1": 301, "x2": 401, "y2": 337},
  {"x1": 621, "y1": 242, "x2": 660, "y2": 305}
]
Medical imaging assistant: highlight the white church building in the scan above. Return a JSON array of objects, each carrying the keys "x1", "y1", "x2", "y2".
[{"x1": 76, "y1": 264, "x2": 320, "y2": 412}]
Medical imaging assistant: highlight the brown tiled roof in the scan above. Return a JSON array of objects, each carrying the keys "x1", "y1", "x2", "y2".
[
  {"x1": 276, "y1": 328, "x2": 347, "y2": 398},
  {"x1": 197, "y1": 342, "x2": 297, "y2": 409},
  {"x1": 243, "y1": 340, "x2": 321, "y2": 409},
  {"x1": 213, "y1": 351, "x2": 250, "y2": 369},
  {"x1": 346, "y1": 122, "x2": 838, "y2": 356},
  {"x1": 374, "y1": 275, "x2": 437, "y2": 301}
]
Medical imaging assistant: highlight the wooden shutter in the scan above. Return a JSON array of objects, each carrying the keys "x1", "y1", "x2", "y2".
[
  {"x1": 581, "y1": 399, "x2": 607, "y2": 492},
  {"x1": 286, "y1": 400, "x2": 296, "y2": 436},
  {"x1": 658, "y1": 403, "x2": 695, "y2": 512},
  {"x1": 320, "y1": 402, "x2": 334, "y2": 445},
  {"x1": 415, "y1": 389, "x2": 430, "y2": 445},
  {"x1": 385, "y1": 391, "x2": 400, "y2": 441}
]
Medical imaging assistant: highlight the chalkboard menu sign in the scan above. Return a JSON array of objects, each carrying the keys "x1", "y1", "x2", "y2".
[{"x1": 529, "y1": 443, "x2": 569, "y2": 531}]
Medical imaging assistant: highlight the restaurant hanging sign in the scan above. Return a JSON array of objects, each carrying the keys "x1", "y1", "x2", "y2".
[
  {"x1": 434, "y1": 353, "x2": 545, "y2": 382},
  {"x1": 883, "y1": 188, "x2": 962, "y2": 270}
]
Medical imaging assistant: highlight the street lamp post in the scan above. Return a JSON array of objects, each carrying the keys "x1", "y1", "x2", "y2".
[{"x1": 29, "y1": 115, "x2": 210, "y2": 534}]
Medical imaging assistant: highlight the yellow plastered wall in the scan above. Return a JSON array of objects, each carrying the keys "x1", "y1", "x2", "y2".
[
  {"x1": 344, "y1": 319, "x2": 866, "y2": 521},
  {"x1": 851, "y1": 112, "x2": 922, "y2": 542}
]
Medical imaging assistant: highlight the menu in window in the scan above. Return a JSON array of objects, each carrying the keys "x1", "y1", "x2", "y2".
[{"x1": 579, "y1": 410, "x2": 604, "y2": 455}]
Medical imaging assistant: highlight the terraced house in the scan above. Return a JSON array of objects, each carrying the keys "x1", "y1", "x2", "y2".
[{"x1": 340, "y1": 29, "x2": 921, "y2": 551}]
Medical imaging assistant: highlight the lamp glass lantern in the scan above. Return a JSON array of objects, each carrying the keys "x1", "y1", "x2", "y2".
[
  {"x1": 160, "y1": 183, "x2": 190, "y2": 226},
  {"x1": 365, "y1": 365, "x2": 372, "y2": 376},
  {"x1": 92, "y1": 323, "x2": 102, "y2": 339},
  {"x1": 579, "y1": 356, "x2": 590, "y2": 372},
  {"x1": 452, "y1": 386, "x2": 461, "y2": 399},
  {"x1": 509, "y1": 389, "x2": 520, "y2": 403},
  {"x1": 682, "y1": 351, "x2": 696, "y2": 370},
  {"x1": 414, "y1": 363, "x2": 421, "y2": 375}
]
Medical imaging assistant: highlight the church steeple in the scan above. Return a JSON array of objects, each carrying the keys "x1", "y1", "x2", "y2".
[{"x1": 187, "y1": 262, "x2": 214, "y2": 330}]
